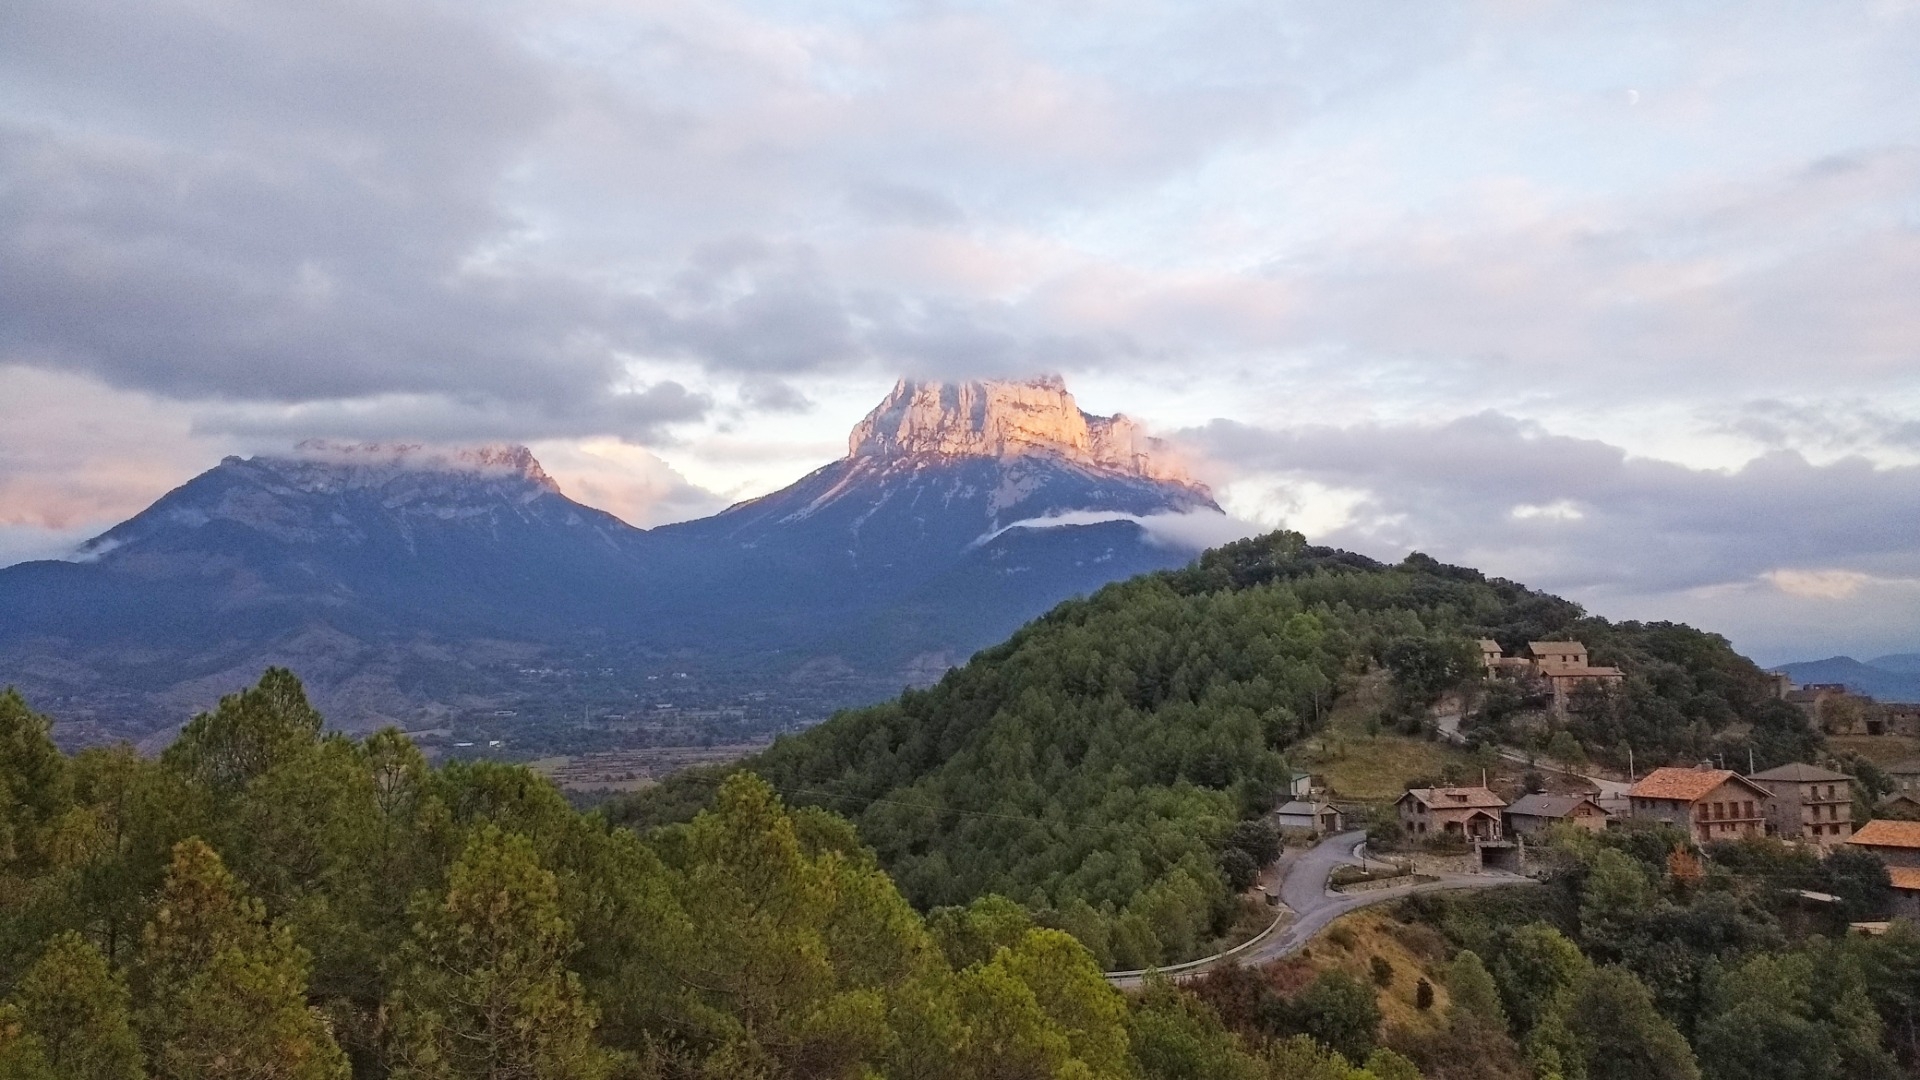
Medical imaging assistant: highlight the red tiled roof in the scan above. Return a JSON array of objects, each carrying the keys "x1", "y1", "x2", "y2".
[
  {"x1": 1889, "y1": 867, "x2": 1920, "y2": 892},
  {"x1": 1628, "y1": 767, "x2": 1763, "y2": 803},
  {"x1": 1850, "y1": 819, "x2": 1920, "y2": 851}
]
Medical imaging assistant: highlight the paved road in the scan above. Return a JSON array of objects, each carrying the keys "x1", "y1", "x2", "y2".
[{"x1": 1105, "y1": 830, "x2": 1532, "y2": 988}]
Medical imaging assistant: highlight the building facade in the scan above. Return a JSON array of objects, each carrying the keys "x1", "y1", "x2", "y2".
[
  {"x1": 1848, "y1": 820, "x2": 1920, "y2": 919},
  {"x1": 1274, "y1": 800, "x2": 1343, "y2": 835},
  {"x1": 1503, "y1": 793, "x2": 1611, "y2": 837},
  {"x1": 1477, "y1": 639, "x2": 1624, "y2": 712},
  {"x1": 1626, "y1": 767, "x2": 1770, "y2": 845},
  {"x1": 1398, "y1": 786, "x2": 1507, "y2": 840},
  {"x1": 1748, "y1": 762, "x2": 1854, "y2": 845}
]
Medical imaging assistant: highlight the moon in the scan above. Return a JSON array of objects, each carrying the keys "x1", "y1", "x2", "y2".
[{"x1": 1627, "y1": 89, "x2": 1640, "y2": 106}]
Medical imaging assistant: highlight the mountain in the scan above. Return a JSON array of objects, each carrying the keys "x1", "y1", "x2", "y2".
[
  {"x1": 1773, "y1": 655, "x2": 1920, "y2": 702},
  {"x1": 0, "y1": 442, "x2": 657, "y2": 745},
  {"x1": 0, "y1": 378, "x2": 1224, "y2": 745},
  {"x1": 1870, "y1": 653, "x2": 1920, "y2": 676},
  {"x1": 645, "y1": 377, "x2": 1217, "y2": 651}
]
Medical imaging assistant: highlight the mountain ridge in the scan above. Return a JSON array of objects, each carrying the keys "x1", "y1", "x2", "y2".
[
  {"x1": 0, "y1": 376, "x2": 1225, "y2": 745},
  {"x1": 1773, "y1": 654, "x2": 1920, "y2": 702}
]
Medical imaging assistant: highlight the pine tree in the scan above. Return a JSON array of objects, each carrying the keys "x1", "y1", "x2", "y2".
[
  {"x1": 385, "y1": 826, "x2": 607, "y2": 1080},
  {"x1": 1565, "y1": 966, "x2": 1699, "y2": 1080},
  {"x1": 1446, "y1": 949, "x2": 1506, "y2": 1028},
  {"x1": 0, "y1": 688, "x2": 72, "y2": 876},
  {"x1": 160, "y1": 668, "x2": 323, "y2": 794},
  {"x1": 0, "y1": 1004, "x2": 55, "y2": 1080},
  {"x1": 133, "y1": 838, "x2": 347, "y2": 1080},
  {"x1": 8, "y1": 932, "x2": 142, "y2": 1080}
]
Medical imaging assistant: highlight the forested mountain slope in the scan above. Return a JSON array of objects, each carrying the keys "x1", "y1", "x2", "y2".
[
  {"x1": 619, "y1": 531, "x2": 1817, "y2": 968},
  {"x1": 0, "y1": 672, "x2": 1436, "y2": 1080}
]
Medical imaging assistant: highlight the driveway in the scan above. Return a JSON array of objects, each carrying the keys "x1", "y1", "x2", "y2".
[{"x1": 1105, "y1": 829, "x2": 1532, "y2": 988}]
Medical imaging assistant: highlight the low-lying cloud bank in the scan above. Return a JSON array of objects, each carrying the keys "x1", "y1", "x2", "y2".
[{"x1": 985, "y1": 509, "x2": 1265, "y2": 553}]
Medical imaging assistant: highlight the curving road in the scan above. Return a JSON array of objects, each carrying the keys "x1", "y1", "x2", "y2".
[{"x1": 1105, "y1": 830, "x2": 1533, "y2": 989}]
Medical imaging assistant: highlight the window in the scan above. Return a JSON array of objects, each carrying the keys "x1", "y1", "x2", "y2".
[{"x1": 1744, "y1": 800, "x2": 1755, "y2": 818}]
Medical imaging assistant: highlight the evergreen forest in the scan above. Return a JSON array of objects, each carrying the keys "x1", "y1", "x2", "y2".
[
  {"x1": 0, "y1": 671, "x2": 1416, "y2": 1079},
  {"x1": 619, "y1": 531, "x2": 1819, "y2": 968},
  {"x1": 0, "y1": 529, "x2": 1873, "y2": 1080}
]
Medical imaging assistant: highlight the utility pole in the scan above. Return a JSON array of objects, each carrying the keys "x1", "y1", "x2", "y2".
[
  {"x1": 1627, "y1": 745, "x2": 1634, "y2": 779},
  {"x1": 1748, "y1": 746, "x2": 1755, "y2": 775}
]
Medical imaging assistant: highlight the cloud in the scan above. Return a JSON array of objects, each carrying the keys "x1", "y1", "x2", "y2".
[
  {"x1": 1185, "y1": 411, "x2": 1920, "y2": 656},
  {"x1": 2, "y1": 0, "x2": 1919, "y2": 658},
  {"x1": 1762, "y1": 568, "x2": 1906, "y2": 601},
  {"x1": 189, "y1": 383, "x2": 709, "y2": 445},
  {"x1": 528, "y1": 439, "x2": 729, "y2": 528},
  {"x1": 986, "y1": 509, "x2": 1262, "y2": 553}
]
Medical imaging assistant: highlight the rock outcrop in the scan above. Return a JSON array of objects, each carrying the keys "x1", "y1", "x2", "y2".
[{"x1": 848, "y1": 376, "x2": 1198, "y2": 485}]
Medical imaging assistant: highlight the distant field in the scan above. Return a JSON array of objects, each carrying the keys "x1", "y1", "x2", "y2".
[
  {"x1": 530, "y1": 742, "x2": 772, "y2": 792},
  {"x1": 1297, "y1": 672, "x2": 1585, "y2": 802},
  {"x1": 1831, "y1": 734, "x2": 1920, "y2": 765},
  {"x1": 1294, "y1": 673, "x2": 1467, "y2": 800},
  {"x1": 1302, "y1": 735, "x2": 1476, "y2": 801}
]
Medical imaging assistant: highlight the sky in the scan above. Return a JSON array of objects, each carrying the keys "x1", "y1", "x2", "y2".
[{"x1": 1, "y1": 0, "x2": 1916, "y2": 665}]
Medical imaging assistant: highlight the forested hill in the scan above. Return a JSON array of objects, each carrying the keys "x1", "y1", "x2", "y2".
[
  {"x1": 0, "y1": 672, "x2": 1425, "y2": 1079},
  {"x1": 616, "y1": 530, "x2": 1816, "y2": 969}
]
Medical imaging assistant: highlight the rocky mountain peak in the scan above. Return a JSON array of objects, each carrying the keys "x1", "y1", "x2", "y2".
[
  {"x1": 846, "y1": 377, "x2": 1199, "y2": 485},
  {"x1": 282, "y1": 440, "x2": 560, "y2": 492}
]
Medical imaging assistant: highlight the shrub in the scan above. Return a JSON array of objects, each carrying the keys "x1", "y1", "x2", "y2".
[{"x1": 1370, "y1": 955, "x2": 1394, "y2": 987}]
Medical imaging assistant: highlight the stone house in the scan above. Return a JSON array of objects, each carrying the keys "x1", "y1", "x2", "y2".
[
  {"x1": 1879, "y1": 791, "x2": 1920, "y2": 817},
  {"x1": 1477, "y1": 639, "x2": 1531, "y2": 676},
  {"x1": 1527, "y1": 641, "x2": 1626, "y2": 711},
  {"x1": 1398, "y1": 786, "x2": 1507, "y2": 840},
  {"x1": 1626, "y1": 766, "x2": 1771, "y2": 845},
  {"x1": 1765, "y1": 671, "x2": 1795, "y2": 700},
  {"x1": 1477, "y1": 639, "x2": 1624, "y2": 712},
  {"x1": 1886, "y1": 760, "x2": 1920, "y2": 794},
  {"x1": 1848, "y1": 820, "x2": 1920, "y2": 920},
  {"x1": 1502, "y1": 793, "x2": 1611, "y2": 837},
  {"x1": 1273, "y1": 800, "x2": 1343, "y2": 836},
  {"x1": 1787, "y1": 684, "x2": 1880, "y2": 735},
  {"x1": 1748, "y1": 762, "x2": 1854, "y2": 845},
  {"x1": 1885, "y1": 704, "x2": 1920, "y2": 739},
  {"x1": 1283, "y1": 769, "x2": 1315, "y2": 801}
]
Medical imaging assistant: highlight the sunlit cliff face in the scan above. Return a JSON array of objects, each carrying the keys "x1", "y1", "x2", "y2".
[{"x1": 847, "y1": 376, "x2": 1203, "y2": 488}]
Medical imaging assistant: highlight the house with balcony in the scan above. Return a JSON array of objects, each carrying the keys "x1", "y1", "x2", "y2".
[
  {"x1": 1626, "y1": 766, "x2": 1770, "y2": 845},
  {"x1": 1748, "y1": 762, "x2": 1854, "y2": 845}
]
